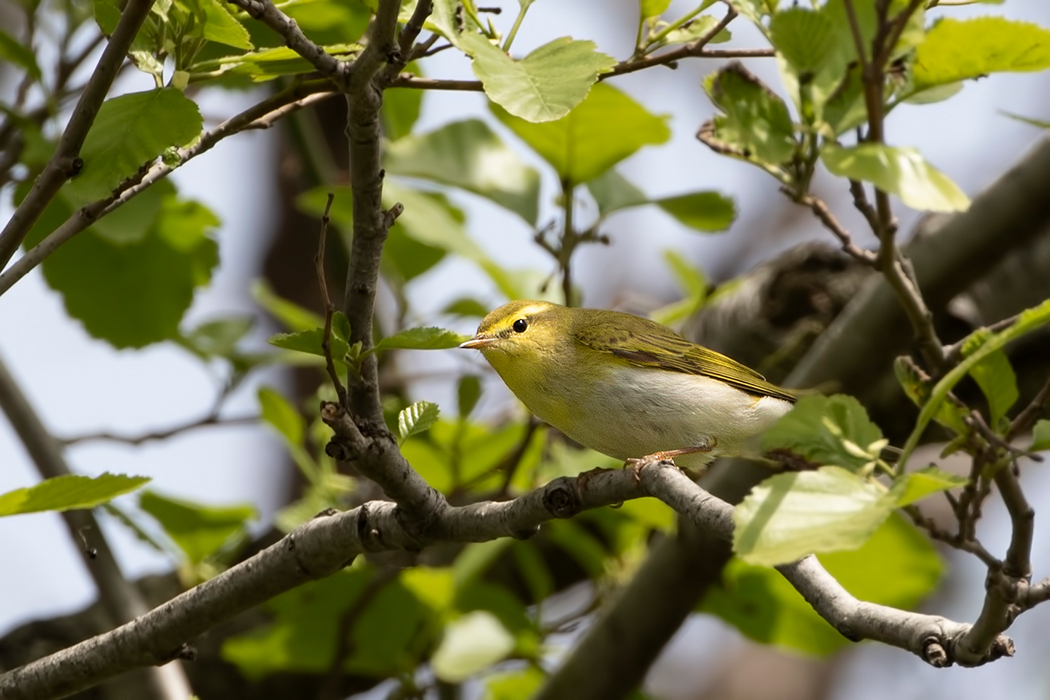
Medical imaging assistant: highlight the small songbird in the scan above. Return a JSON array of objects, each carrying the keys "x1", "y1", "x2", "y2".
[{"x1": 459, "y1": 300, "x2": 796, "y2": 469}]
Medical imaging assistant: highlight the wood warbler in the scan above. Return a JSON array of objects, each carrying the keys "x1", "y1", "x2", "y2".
[{"x1": 459, "y1": 300, "x2": 796, "y2": 469}]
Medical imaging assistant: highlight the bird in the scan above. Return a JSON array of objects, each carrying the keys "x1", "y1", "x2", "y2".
[{"x1": 459, "y1": 299, "x2": 796, "y2": 471}]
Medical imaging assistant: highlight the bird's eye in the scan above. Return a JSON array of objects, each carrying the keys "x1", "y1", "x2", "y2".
[{"x1": 513, "y1": 318, "x2": 528, "y2": 333}]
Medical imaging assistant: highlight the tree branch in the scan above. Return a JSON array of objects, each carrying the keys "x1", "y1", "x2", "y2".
[
  {"x1": 0, "y1": 355, "x2": 192, "y2": 700},
  {"x1": 60, "y1": 414, "x2": 259, "y2": 446},
  {"x1": 227, "y1": 0, "x2": 349, "y2": 82},
  {"x1": 0, "y1": 0, "x2": 157, "y2": 271},
  {"x1": 386, "y1": 44, "x2": 777, "y2": 93}
]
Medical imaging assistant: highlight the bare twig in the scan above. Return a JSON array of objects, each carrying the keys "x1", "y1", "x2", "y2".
[
  {"x1": 903, "y1": 504, "x2": 1001, "y2": 569},
  {"x1": 1006, "y1": 375, "x2": 1050, "y2": 443},
  {"x1": 315, "y1": 193, "x2": 349, "y2": 409},
  {"x1": 792, "y1": 191, "x2": 877, "y2": 264},
  {"x1": 0, "y1": 0, "x2": 157, "y2": 270},
  {"x1": 61, "y1": 414, "x2": 258, "y2": 446}
]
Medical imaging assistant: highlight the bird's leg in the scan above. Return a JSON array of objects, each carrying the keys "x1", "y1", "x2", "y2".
[{"x1": 625, "y1": 437, "x2": 718, "y2": 484}]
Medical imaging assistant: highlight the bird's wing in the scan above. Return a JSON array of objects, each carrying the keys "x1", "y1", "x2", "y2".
[{"x1": 575, "y1": 320, "x2": 796, "y2": 403}]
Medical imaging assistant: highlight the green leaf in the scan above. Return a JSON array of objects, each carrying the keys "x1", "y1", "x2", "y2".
[
  {"x1": 383, "y1": 119, "x2": 541, "y2": 224},
  {"x1": 968, "y1": 349, "x2": 1018, "y2": 428},
  {"x1": 1031, "y1": 420, "x2": 1050, "y2": 453},
  {"x1": 664, "y1": 15, "x2": 729, "y2": 46},
  {"x1": 900, "y1": 299, "x2": 1050, "y2": 469},
  {"x1": 198, "y1": 44, "x2": 361, "y2": 82},
  {"x1": 650, "y1": 251, "x2": 708, "y2": 327},
  {"x1": 458, "y1": 375, "x2": 483, "y2": 418},
  {"x1": 383, "y1": 61, "x2": 423, "y2": 141},
  {"x1": 300, "y1": 183, "x2": 522, "y2": 299},
  {"x1": 180, "y1": 315, "x2": 254, "y2": 359},
  {"x1": 65, "y1": 89, "x2": 202, "y2": 201},
  {"x1": 88, "y1": 183, "x2": 165, "y2": 245},
  {"x1": 199, "y1": 0, "x2": 253, "y2": 49},
  {"x1": 893, "y1": 356, "x2": 968, "y2": 435},
  {"x1": 139, "y1": 491, "x2": 255, "y2": 564},
  {"x1": 821, "y1": 63, "x2": 867, "y2": 134},
  {"x1": 494, "y1": 82, "x2": 670, "y2": 184},
  {"x1": 252, "y1": 280, "x2": 325, "y2": 331},
  {"x1": 375, "y1": 327, "x2": 470, "y2": 352},
  {"x1": 222, "y1": 568, "x2": 383, "y2": 679},
  {"x1": 703, "y1": 513, "x2": 940, "y2": 655},
  {"x1": 401, "y1": 439, "x2": 453, "y2": 493},
  {"x1": 655, "y1": 191, "x2": 736, "y2": 233},
  {"x1": 821, "y1": 143, "x2": 970, "y2": 213},
  {"x1": 733, "y1": 466, "x2": 898, "y2": 566},
  {"x1": 258, "y1": 386, "x2": 305, "y2": 446},
  {"x1": 383, "y1": 223, "x2": 446, "y2": 285},
  {"x1": 483, "y1": 667, "x2": 546, "y2": 700},
  {"x1": 445, "y1": 298, "x2": 491, "y2": 318},
  {"x1": 703, "y1": 62, "x2": 797, "y2": 167},
  {"x1": 432, "y1": 611, "x2": 516, "y2": 683},
  {"x1": 896, "y1": 466, "x2": 968, "y2": 507},
  {"x1": 640, "y1": 0, "x2": 672, "y2": 18},
  {"x1": 346, "y1": 577, "x2": 431, "y2": 675},
  {"x1": 461, "y1": 34, "x2": 617, "y2": 123},
  {"x1": 0, "y1": 29, "x2": 41, "y2": 79},
  {"x1": 0, "y1": 474, "x2": 150, "y2": 517},
  {"x1": 586, "y1": 169, "x2": 649, "y2": 216},
  {"x1": 398, "y1": 401, "x2": 440, "y2": 444},
  {"x1": 283, "y1": 0, "x2": 371, "y2": 46},
  {"x1": 28, "y1": 187, "x2": 220, "y2": 348},
  {"x1": 912, "y1": 18, "x2": 1050, "y2": 95},
  {"x1": 769, "y1": 7, "x2": 836, "y2": 75},
  {"x1": 903, "y1": 82, "x2": 964, "y2": 106},
  {"x1": 1001, "y1": 112, "x2": 1050, "y2": 129},
  {"x1": 761, "y1": 394, "x2": 886, "y2": 472},
  {"x1": 267, "y1": 322, "x2": 351, "y2": 371}
]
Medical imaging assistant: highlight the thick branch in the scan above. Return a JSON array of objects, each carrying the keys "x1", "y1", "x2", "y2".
[
  {"x1": 1, "y1": 461, "x2": 1009, "y2": 699},
  {"x1": 0, "y1": 355, "x2": 192, "y2": 700},
  {"x1": 0, "y1": 0, "x2": 156, "y2": 270}
]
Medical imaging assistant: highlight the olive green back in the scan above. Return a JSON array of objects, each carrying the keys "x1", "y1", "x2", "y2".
[{"x1": 573, "y1": 309, "x2": 796, "y2": 403}]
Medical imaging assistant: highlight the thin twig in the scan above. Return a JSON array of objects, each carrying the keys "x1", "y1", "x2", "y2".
[
  {"x1": 61, "y1": 414, "x2": 258, "y2": 446},
  {"x1": 792, "y1": 191, "x2": 877, "y2": 264},
  {"x1": 1006, "y1": 375, "x2": 1050, "y2": 443},
  {"x1": 903, "y1": 504, "x2": 1001, "y2": 568},
  {"x1": 316, "y1": 193, "x2": 348, "y2": 409}
]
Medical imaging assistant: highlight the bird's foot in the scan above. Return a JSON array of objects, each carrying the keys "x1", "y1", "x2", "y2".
[{"x1": 625, "y1": 438, "x2": 718, "y2": 484}]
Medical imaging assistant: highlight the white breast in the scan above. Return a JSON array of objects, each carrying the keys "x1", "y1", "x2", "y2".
[{"x1": 544, "y1": 365, "x2": 793, "y2": 468}]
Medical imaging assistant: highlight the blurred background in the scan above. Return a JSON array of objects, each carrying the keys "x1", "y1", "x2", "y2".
[{"x1": 2, "y1": 0, "x2": 1050, "y2": 697}]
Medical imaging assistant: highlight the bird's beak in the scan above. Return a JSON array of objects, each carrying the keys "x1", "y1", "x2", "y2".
[{"x1": 459, "y1": 334, "x2": 496, "y2": 350}]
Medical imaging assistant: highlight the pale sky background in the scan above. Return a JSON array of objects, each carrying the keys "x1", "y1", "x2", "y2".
[{"x1": 2, "y1": 1, "x2": 1050, "y2": 698}]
